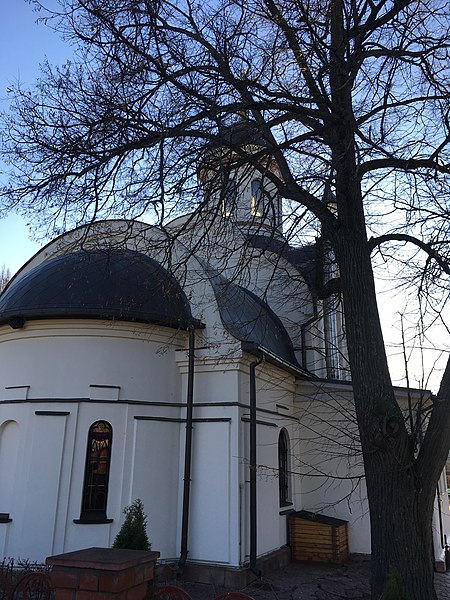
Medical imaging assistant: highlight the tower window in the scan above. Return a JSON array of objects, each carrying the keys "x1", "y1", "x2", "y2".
[
  {"x1": 80, "y1": 420, "x2": 112, "y2": 522},
  {"x1": 251, "y1": 179, "x2": 264, "y2": 217},
  {"x1": 221, "y1": 179, "x2": 237, "y2": 218},
  {"x1": 278, "y1": 428, "x2": 291, "y2": 506}
]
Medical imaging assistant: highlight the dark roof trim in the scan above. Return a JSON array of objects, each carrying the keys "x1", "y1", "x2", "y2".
[
  {"x1": 241, "y1": 341, "x2": 316, "y2": 379},
  {"x1": 1, "y1": 312, "x2": 203, "y2": 331},
  {"x1": 292, "y1": 510, "x2": 348, "y2": 527}
]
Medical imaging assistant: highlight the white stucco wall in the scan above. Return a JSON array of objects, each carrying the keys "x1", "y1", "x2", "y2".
[
  {"x1": 2, "y1": 312, "x2": 441, "y2": 571},
  {"x1": 237, "y1": 362, "x2": 301, "y2": 562},
  {"x1": 295, "y1": 380, "x2": 448, "y2": 562},
  {"x1": 295, "y1": 380, "x2": 370, "y2": 554},
  {"x1": 0, "y1": 320, "x2": 184, "y2": 402},
  {"x1": 0, "y1": 317, "x2": 301, "y2": 567},
  {"x1": 0, "y1": 320, "x2": 187, "y2": 561}
]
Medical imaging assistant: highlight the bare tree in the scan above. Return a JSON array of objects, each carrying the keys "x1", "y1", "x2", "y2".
[
  {"x1": 0, "y1": 265, "x2": 11, "y2": 293},
  {"x1": 2, "y1": 1, "x2": 450, "y2": 597}
]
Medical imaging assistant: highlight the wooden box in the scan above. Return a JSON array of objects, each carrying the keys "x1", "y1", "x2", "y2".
[{"x1": 289, "y1": 510, "x2": 348, "y2": 565}]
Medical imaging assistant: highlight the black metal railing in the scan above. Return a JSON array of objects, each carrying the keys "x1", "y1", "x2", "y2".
[{"x1": 0, "y1": 561, "x2": 52, "y2": 600}]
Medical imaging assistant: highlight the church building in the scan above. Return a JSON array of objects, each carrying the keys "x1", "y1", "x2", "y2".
[{"x1": 0, "y1": 123, "x2": 448, "y2": 578}]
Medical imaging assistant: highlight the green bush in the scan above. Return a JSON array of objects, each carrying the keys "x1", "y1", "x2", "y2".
[
  {"x1": 112, "y1": 499, "x2": 151, "y2": 551},
  {"x1": 382, "y1": 567, "x2": 409, "y2": 600}
]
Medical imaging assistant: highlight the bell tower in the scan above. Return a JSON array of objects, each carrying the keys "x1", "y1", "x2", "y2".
[{"x1": 198, "y1": 121, "x2": 284, "y2": 235}]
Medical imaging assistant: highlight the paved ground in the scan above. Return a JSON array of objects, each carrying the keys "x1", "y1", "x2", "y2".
[{"x1": 173, "y1": 558, "x2": 450, "y2": 599}]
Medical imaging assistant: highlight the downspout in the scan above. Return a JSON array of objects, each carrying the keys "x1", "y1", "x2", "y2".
[
  {"x1": 437, "y1": 484, "x2": 445, "y2": 550},
  {"x1": 178, "y1": 326, "x2": 195, "y2": 576},
  {"x1": 249, "y1": 355, "x2": 263, "y2": 578}
]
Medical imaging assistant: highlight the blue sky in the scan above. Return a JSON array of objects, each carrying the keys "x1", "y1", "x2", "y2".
[
  {"x1": 0, "y1": 1, "x2": 447, "y2": 390},
  {"x1": 0, "y1": 0, "x2": 70, "y2": 272}
]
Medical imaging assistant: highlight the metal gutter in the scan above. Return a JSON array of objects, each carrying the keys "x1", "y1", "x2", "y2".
[{"x1": 241, "y1": 341, "x2": 316, "y2": 380}]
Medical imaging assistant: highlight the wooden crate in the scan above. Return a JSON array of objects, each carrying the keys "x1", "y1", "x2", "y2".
[{"x1": 289, "y1": 510, "x2": 348, "y2": 565}]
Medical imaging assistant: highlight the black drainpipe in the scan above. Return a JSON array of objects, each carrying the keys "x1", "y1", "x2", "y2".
[
  {"x1": 437, "y1": 484, "x2": 445, "y2": 550},
  {"x1": 249, "y1": 355, "x2": 263, "y2": 578},
  {"x1": 178, "y1": 326, "x2": 196, "y2": 576}
]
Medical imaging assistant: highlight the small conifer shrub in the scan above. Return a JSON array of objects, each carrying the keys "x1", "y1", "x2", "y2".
[{"x1": 112, "y1": 499, "x2": 151, "y2": 551}]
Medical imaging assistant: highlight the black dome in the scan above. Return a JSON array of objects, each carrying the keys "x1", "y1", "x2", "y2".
[
  {"x1": 0, "y1": 249, "x2": 196, "y2": 329},
  {"x1": 207, "y1": 270, "x2": 299, "y2": 367},
  {"x1": 218, "y1": 121, "x2": 271, "y2": 149},
  {"x1": 205, "y1": 121, "x2": 271, "y2": 153}
]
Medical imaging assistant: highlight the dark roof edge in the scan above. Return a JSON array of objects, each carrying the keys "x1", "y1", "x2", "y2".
[
  {"x1": 302, "y1": 377, "x2": 431, "y2": 397},
  {"x1": 0, "y1": 313, "x2": 204, "y2": 331},
  {"x1": 241, "y1": 342, "x2": 316, "y2": 379}
]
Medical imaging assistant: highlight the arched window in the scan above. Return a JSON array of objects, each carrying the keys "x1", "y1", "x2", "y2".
[
  {"x1": 278, "y1": 428, "x2": 290, "y2": 506},
  {"x1": 221, "y1": 179, "x2": 237, "y2": 217},
  {"x1": 80, "y1": 421, "x2": 112, "y2": 522},
  {"x1": 251, "y1": 179, "x2": 264, "y2": 217}
]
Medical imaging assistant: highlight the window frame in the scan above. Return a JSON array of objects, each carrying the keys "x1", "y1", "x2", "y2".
[
  {"x1": 278, "y1": 428, "x2": 292, "y2": 507},
  {"x1": 221, "y1": 178, "x2": 237, "y2": 218},
  {"x1": 250, "y1": 178, "x2": 264, "y2": 217},
  {"x1": 76, "y1": 420, "x2": 113, "y2": 524}
]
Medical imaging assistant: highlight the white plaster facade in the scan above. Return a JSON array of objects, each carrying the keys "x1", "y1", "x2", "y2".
[{"x1": 0, "y1": 136, "x2": 448, "y2": 572}]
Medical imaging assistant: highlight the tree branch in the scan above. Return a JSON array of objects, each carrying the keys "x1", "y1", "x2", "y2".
[
  {"x1": 368, "y1": 233, "x2": 450, "y2": 275},
  {"x1": 359, "y1": 158, "x2": 450, "y2": 178}
]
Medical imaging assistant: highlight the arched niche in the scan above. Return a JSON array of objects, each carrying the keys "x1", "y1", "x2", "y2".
[{"x1": 0, "y1": 420, "x2": 20, "y2": 517}]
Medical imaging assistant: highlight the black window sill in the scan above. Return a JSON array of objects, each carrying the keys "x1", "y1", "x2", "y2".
[
  {"x1": 73, "y1": 518, "x2": 113, "y2": 525},
  {"x1": 0, "y1": 518, "x2": 12, "y2": 523}
]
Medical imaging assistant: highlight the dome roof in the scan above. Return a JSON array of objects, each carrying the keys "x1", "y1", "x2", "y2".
[
  {"x1": 0, "y1": 249, "x2": 197, "y2": 329},
  {"x1": 208, "y1": 120, "x2": 271, "y2": 152},
  {"x1": 207, "y1": 270, "x2": 299, "y2": 367}
]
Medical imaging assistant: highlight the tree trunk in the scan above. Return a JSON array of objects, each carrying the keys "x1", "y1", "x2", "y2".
[
  {"x1": 325, "y1": 4, "x2": 442, "y2": 589},
  {"x1": 367, "y1": 465, "x2": 436, "y2": 600},
  {"x1": 336, "y1": 230, "x2": 439, "y2": 600}
]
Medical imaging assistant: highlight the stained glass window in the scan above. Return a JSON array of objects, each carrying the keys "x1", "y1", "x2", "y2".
[{"x1": 80, "y1": 421, "x2": 112, "y2": 521}]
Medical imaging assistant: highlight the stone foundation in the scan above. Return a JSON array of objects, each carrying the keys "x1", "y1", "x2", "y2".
[{"x1": 156, "y1": 546, "x2": 291, "y2": 588}]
